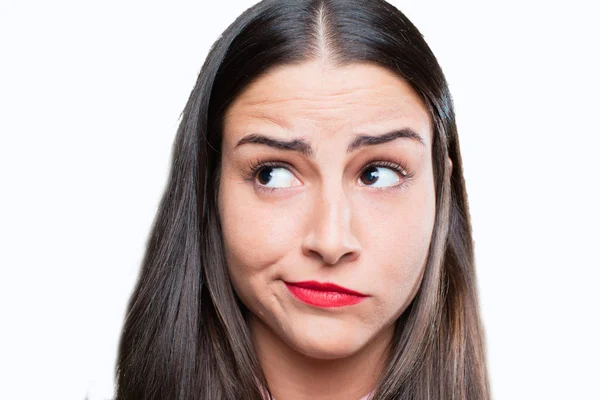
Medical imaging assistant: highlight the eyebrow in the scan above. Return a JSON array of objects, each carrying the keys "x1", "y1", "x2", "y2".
[{"x1": 234, "y1": 128, "x2": 425, "y2": 159}]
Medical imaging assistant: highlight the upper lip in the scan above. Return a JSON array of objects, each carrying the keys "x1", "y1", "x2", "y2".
[{"x1": 285, "y1": 280, "x2": 367, "y2": 296}]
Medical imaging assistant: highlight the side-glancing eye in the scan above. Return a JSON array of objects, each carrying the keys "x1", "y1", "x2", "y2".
[
  {"x1": 358, "y1": 161, "x2": 411, "y2": 190},
  {"x1": 242, "y1": 160, "x2": 301, "y2": 193},
  {"x1": 242, "y1": 158, "x2": 414, "y2": 194},
  {"x1": 256, "y1": 164, "x2": 301, "y2": 189}
]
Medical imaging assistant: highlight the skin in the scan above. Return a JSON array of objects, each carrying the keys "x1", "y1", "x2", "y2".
[{"x1": 218, "y1": 60, "x2": 436, "y2": 400}]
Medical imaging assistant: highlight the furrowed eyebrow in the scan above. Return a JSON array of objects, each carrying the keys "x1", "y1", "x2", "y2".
[
  {"x1": 234, "y1": 128, "x2": 425, "y2": 159},
  {"x1": 347, "y1": 129, "x2": 425, "y2": 152}
]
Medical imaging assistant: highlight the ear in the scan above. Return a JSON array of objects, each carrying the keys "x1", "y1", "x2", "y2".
[{"x1": 447, "y1": 156, "x2": 453, "y2": 175}]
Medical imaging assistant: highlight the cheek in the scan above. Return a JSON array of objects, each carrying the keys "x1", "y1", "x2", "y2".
[
  {"x1": 217, "y1": 172, "x2": 306, "y2": 301},
  {"x1": 361, "y1": 180, "x2": 436, "y2": 316}
]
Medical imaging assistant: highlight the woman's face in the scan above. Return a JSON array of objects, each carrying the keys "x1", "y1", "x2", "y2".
[{"x1": 218, "y1": 60, "x2": 435, "y2": 360}]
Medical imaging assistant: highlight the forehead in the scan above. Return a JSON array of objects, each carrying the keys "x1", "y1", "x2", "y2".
[{"x1": 222, "y1": 60, "x2": 432, "y2": 149}]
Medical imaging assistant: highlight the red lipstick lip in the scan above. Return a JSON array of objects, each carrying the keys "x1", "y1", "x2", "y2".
[
  {"x1": 284, "y1": 280, "x2": 368, "y2": 308},
  {"x1": 285, "y1": 280, "x2": 367, "y2": 296}
]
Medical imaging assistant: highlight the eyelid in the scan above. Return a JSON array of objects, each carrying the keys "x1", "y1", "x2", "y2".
[
  {"x1": 360, "y1": 158, "x2": 410, "y2": 178},
  {"x1": 242, "y1": 158, "x2": 299, "y2": 182}
]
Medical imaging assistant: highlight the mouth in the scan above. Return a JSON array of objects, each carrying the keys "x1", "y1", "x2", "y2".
[{"x1": 284, "y1": 280, "x2": 368, "y2": 308}]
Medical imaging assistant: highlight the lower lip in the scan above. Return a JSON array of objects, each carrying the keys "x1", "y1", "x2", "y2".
[{"x1": 285, "y1": 283, "x2": 367, "y2": 308}]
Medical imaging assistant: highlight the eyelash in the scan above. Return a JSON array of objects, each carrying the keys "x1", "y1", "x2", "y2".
[{"x1": 242, "y1": 157, "x2": 416, "y2": 194}]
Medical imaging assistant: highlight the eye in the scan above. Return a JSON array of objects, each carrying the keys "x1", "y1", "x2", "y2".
[
  {"x1": 243, "y1": 159, "x2": 414, "y2": 194},
  {"x1": 255, "y1": 164, "x2": 301, "y2": 189},
  {"x1": 358, "y1": 161, "x2": 409, "y2": 189}
]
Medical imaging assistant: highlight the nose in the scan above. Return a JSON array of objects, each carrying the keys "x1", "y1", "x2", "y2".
[{"x1": 301, "y1": 184, "x2": 361, "y2": 265}]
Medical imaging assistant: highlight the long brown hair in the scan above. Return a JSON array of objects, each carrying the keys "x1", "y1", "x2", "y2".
[{"x1": 115, "y1": 0, "x2": 489, "y2": 398}]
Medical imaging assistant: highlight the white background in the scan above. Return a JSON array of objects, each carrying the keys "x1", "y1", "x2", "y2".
[{"x1": 1, "y1": 1, "x2": 598, "y2": 399}]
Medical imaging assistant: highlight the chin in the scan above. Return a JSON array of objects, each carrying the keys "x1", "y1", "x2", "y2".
[{"x1": 285, "y1": 320, "x2": 369, "y2": 360}]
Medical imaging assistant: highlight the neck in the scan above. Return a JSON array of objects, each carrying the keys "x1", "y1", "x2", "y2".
[{"x1": 249, "y1": 315, "x2": 393, "y2": 400}]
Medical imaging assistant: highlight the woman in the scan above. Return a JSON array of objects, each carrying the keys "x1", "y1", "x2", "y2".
[{"x1": 115, "y1": 0, "x2": 490, "y2": 399}]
